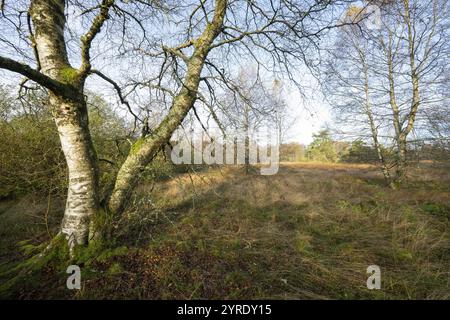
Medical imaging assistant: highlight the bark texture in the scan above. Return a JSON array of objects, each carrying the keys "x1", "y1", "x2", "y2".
[
  {"x1": 30, "y1": 0, "x2": 99, "y2": 248},
  {"x1": 53, "y1": 95, "x2": 99, "y2": 246}
]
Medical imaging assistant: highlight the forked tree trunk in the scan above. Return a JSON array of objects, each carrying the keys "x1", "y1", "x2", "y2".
[
  {"x1": 390, "y1": 0, "x2": 421, "y2": 186},
  {"x1": 381, "y1": 25, "x2": 414, "y2": 187}
]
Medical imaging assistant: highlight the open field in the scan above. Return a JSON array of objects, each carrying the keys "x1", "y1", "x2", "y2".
[{"x1": 1, "y1": 162, "x2": 449, "y2": 299}]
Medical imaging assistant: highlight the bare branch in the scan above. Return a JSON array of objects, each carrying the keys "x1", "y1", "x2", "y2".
[
  {"x1": 0, "y1": 56, "x2": 72, "y2": 95},
  {"x1": 79, "y1": 0, "x2": 115, "y2": 76}
]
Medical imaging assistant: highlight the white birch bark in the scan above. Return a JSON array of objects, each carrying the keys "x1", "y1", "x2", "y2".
[
  {"x1": 30, "y1": 0, "x2": 99, "y2": 248},
  {"x1": 108, "y1": 0, "x2": 228, "y2": 215}
]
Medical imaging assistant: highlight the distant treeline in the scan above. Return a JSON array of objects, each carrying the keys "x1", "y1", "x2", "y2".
[{"x1": 280, "y1": 130, "x2": 450, "y2": 164}]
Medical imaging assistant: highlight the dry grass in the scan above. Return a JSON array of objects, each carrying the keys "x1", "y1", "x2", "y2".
[{"x1": 1, "y1": 162, "x2": 449, "y2": 299}]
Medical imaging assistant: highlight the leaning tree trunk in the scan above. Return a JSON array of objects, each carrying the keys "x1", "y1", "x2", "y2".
[
  {"x1": 30, "y1": 0, "x2": 100, "y2": 248},
  {"x1": 107, "y1": 94, "x2": 195, "y2": 215},
  {"x1": 107, "y1": 60, "x2": 205, "y2": 215},
  {"x1": 108, "y1": 0, "x2": 227, "y2": 216}
]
